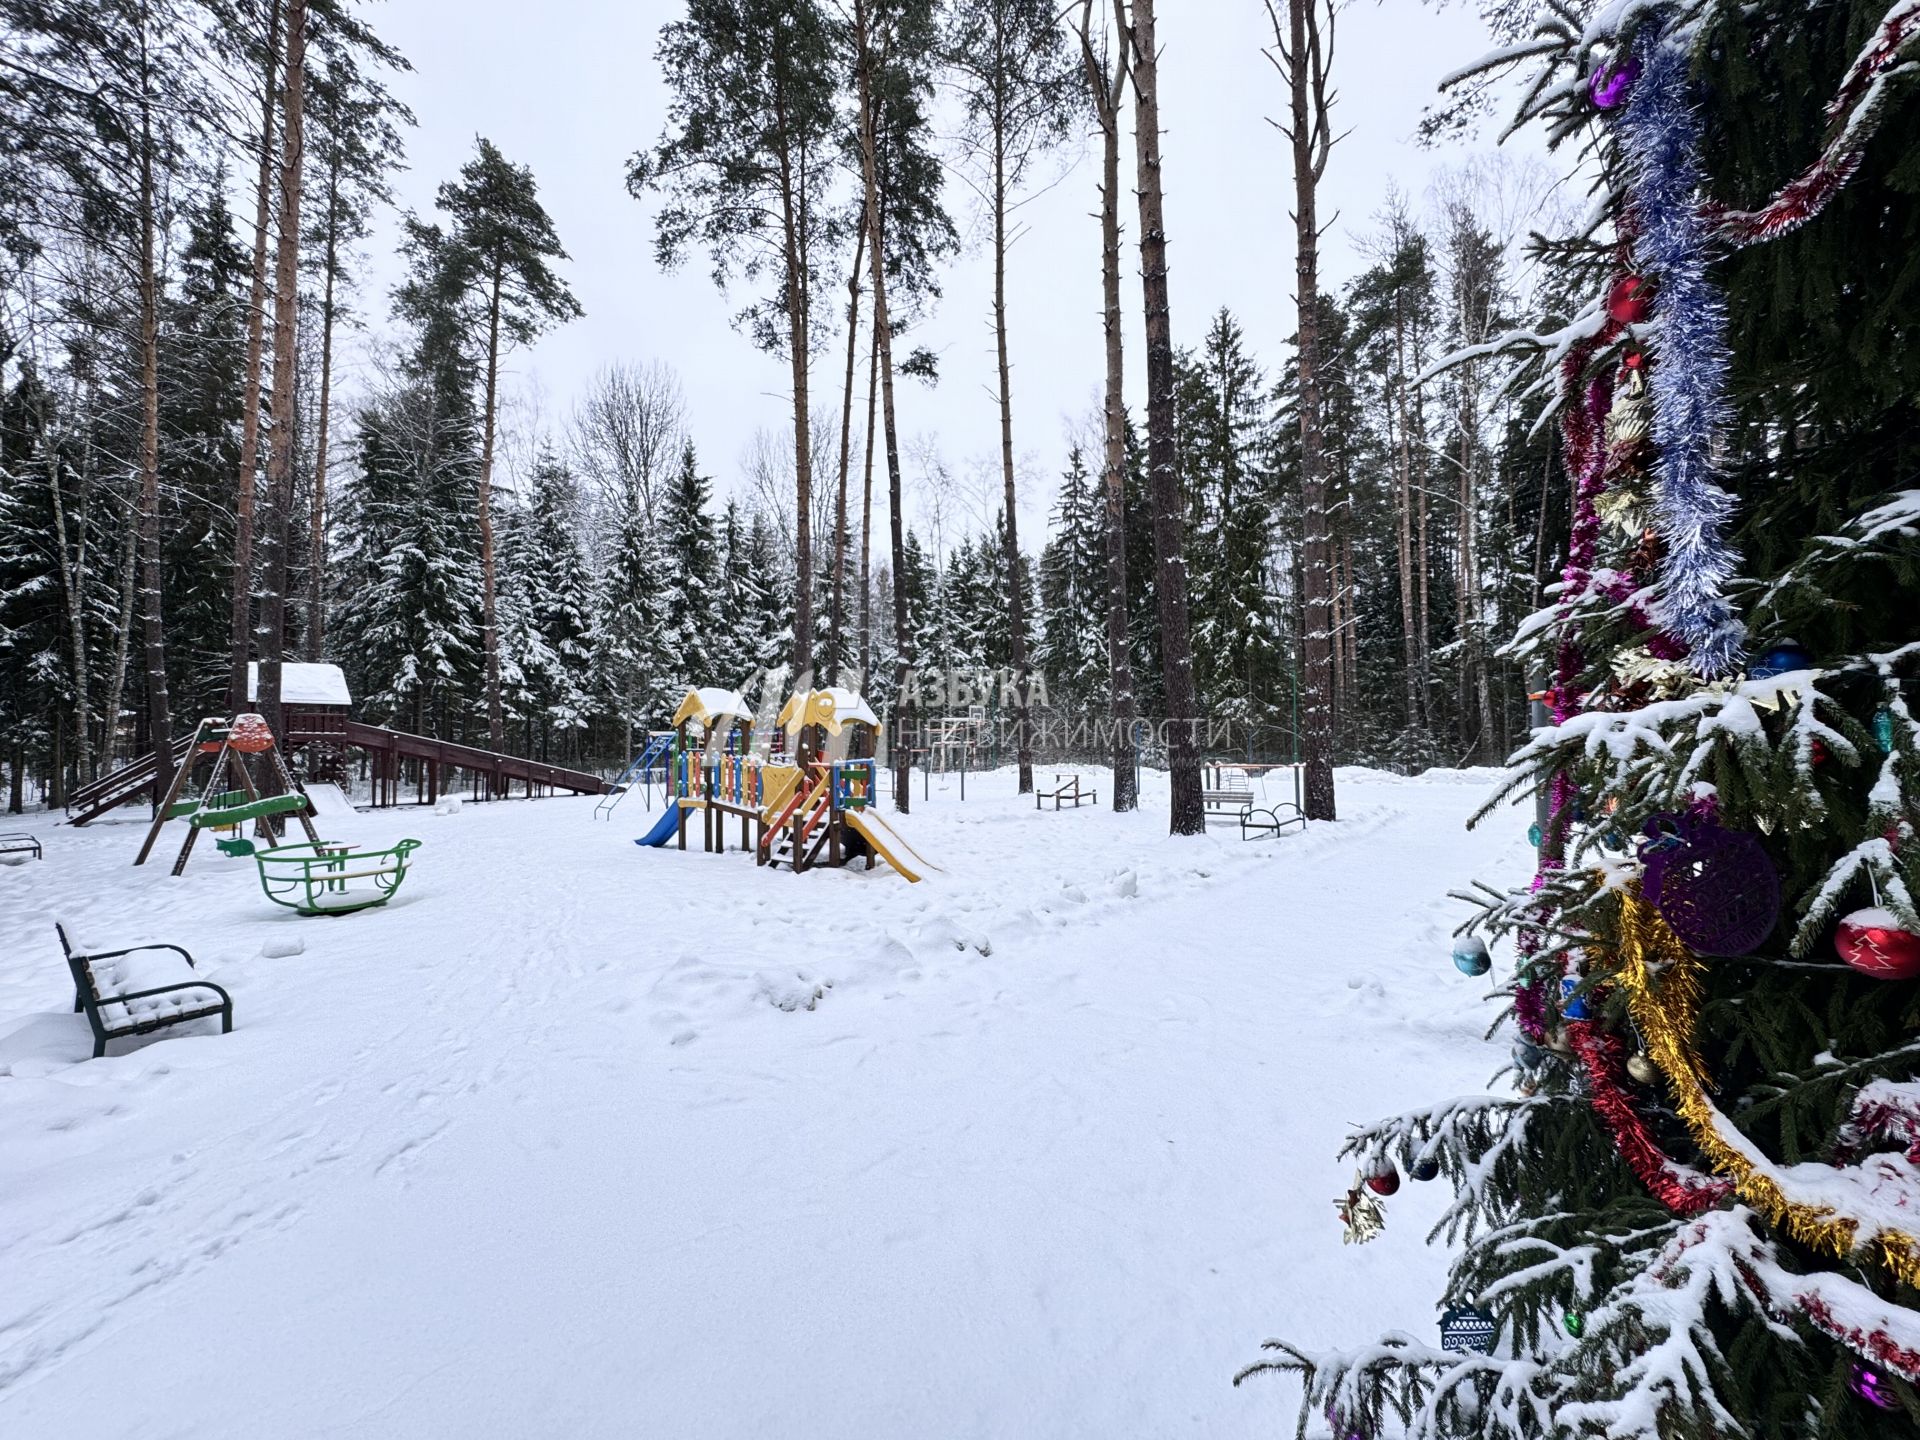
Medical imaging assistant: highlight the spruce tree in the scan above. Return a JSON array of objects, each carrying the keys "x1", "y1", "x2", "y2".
[{"x1": 1246, "y1": 6, "x2": 1920, "y2": 1436}]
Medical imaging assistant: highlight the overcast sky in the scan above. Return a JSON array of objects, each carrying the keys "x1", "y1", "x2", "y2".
[{"x1": 347, "y1": 0, "x2": 1527, "y2": 552}]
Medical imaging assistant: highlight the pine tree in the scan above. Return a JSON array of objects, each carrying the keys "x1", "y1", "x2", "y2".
[
  {"x1": 631, "y1": 0, "x2": 838, "y2": 681},
  {"x1": 406, "y1": 137, "x2": 582, "y2": 757}
]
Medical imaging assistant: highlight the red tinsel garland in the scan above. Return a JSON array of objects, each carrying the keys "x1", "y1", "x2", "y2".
[
  {"x1": 1704, "y1": 1, "x2": 1920, "y2": 245},
  {"x1": 1567, "y1": 1017, "x2": 1734, "y2": 1216}
]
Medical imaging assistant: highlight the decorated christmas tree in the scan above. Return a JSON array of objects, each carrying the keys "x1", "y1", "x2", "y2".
[{"x1": 1242, "y1": 1, "x2": 1920, "y2": 1434}]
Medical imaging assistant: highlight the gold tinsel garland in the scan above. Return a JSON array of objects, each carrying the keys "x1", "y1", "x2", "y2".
[{"x1": 1612, "y1": 887, "x2": 1920, "y2": 1288}]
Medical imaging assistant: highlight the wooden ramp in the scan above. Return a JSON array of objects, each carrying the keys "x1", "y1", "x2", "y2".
[
  {"x1": 344, "y1": 722, "x2": 608, "y2": 807},
  {"x1": 66, "y1": 734, "x2": 197, "y2": 827}
]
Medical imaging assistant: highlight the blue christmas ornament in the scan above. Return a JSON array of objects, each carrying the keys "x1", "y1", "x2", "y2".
[
  {"x1": 1453, "y1": 935, "x2": 1492, "y2": 976},
  {"x1": 1439, "y1": 1303, "x2": 1498, "y2": 1354},
  {"x1": 1748, "y1": 638, "x2": 1814, "y2": 679},
  {"x1": 1512, "y1": 1037, "x2": 1551, "y2": 1072},
  {"x1": 1410, "y1": 1155, "x2": 1441, "y2": 1182},
  {"x1": 1874, "y1": 707, "x2": 1896, "y2": 754},
  {"x1": 1527, "y1": 821, "x2": 1543, "y2": 849},
  {"x1": 1560, "y1": 975, "x2": 1590, "y2": 1020}
]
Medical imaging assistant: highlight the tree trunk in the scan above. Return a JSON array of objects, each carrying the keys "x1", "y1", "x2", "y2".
[
  {"x1": 135, "y1": 31, "x2": 174, "y2": 804},
  {"x1": 988, "y1": 23, "x2": 1034, "y2": 796},
  {"x1": 257, "y1": 0, "x2": 307, "y2": 764},
  {"x1": 478, "y1": 258, "x2": 505, "y2": 764},
  {"x1": 858, "y1": 315, "x2": 879, "y2": 690},
  {"x1": 1279, "y1": 0, "x2": 1337, "y2": 821},
  {"x1": 102, "y1": 517, "x2": 138, "y2": 774},
  {"x1": 1126, "y1": 0, "x2": 1202, "y2": 834},
  {"x1": 828, "y1": 215, "x2": 867, "y2": 685},
  {"x1": 230, "y1": 0, "x2": 284, "y2": 714},
  {"x1": 42, "y1": 400, "x2": 95, "y2": 783},
  {"x1": 307, "y1": 144, "x2": 341, "y2": 663},
  {"x1": 1080, "y1": 5, "x2": 1136, "y2": 812},
  {"x1": 1391, "y1": 293, "x2": 1421, "y2": 750},
  {"x1": 852, "y1": 1, "x2": 910, "y2": 815},
  {"x1": 773, "y1": 99, "x2": 814, "y2": 683}
]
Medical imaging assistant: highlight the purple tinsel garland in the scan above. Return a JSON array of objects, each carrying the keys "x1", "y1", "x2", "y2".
[{"x1": 1617, "y1": 19, "x2": 1748, "y2": 677}]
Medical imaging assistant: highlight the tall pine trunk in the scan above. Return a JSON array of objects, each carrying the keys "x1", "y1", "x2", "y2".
[
  {"x1": 858, "y1": 315, "x2": 879, "y2": 690},
  {"x1": 478, "y1": 260, "x2": 506, "y2": 763},
  {"x1": 41, "y1": 398, "x2": 95, "y2": 782},
  {"x1": 1125, "y1": 0, "x2": 1202, "y2": 834},
  {"x1": 257, "y1": 0, "x2": 307, "y2": 754},
  {"x1": 1083, "y1": 9, "x2": 1136, "y2": 813},
  {"x1": 852, "y1": 1, "x2": 910, "y2": 815},
  {"x1": 988, "y1": 24, "x2": 1033, "y2": 796},
  {"x1": 306, "y1": 145, "x2": 341, "y2": 662},
  {"x1": 828, "y1": 216, "x2": 866, "y2": 684},
  {"x1": 135, "y1": 24, "x2": 174, "y2": 803},
  {"x1": 773, "y1": 103, "x2": 814, "y2": 683},
  {"x1": 1392, "y1": 296, "x2": 1422, "y2": 749},
  {"x1": 1278, "y1": 0, "x2": 1337, "y2": 821},
  {"x1": 230, "y1": 0, "x2": 283, "y2": 714}
]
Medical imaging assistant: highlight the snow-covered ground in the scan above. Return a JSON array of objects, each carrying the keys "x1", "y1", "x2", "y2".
[{"x1": 0, "y1": 766, "x2": 1526, "y2": 1438}]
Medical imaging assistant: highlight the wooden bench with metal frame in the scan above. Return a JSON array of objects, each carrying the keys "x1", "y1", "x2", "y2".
[
  {"x1": 1, "y1": 832, "x2": 43, "y2": 861},
  {"x1": 55, "y1": 920, "x2": 233, "y2": 1059},
  {"x1": 1201, "y1": 788, "x2": 1256, "y2": 820}
]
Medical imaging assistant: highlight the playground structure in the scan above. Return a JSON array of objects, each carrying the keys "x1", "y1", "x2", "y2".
[
  {"x1": 66, "y1": 663, "x2": 608, "y2": 828},
  {"x1": 135, "y1": 714, "x2": 323, "y2": 874},
  {"x1": 926, "y1": 707, "x2": 986, "y2": 773},
  {"x1": 636, "y1": 686, "x2": 935, "y2": 883},
  {"x1": 1202, "y1": 761, "x2": 1307, "y2": 839},
  {"x1": 594, "y1": 731, "x2": 674, "y2": 820}
]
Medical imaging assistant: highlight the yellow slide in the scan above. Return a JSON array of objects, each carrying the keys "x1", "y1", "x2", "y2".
[{"x1": 842, "y1": 810, "x2": 939, "y2": 883}]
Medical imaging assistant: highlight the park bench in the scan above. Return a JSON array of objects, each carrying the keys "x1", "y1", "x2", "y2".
[
  {"x1": 1240, "y1": 803, "x2": 1308, "y2": 840},
  {"x1": 55, "y1": 920, "x2": 233, "y2": 1059},
  {"x1": 1, "y1": 832, "x2": 43, "y2": 860},
  {"x1": 1202, "y1": 786, "x2": 1256, "y2": 820},
  {"x1": 1036, "y1": 773, "x2": 1098, "y2": 810}
]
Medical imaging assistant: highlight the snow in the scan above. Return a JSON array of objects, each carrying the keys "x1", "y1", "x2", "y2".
[
  {"x1": 244, "y1": 661, "x2": 353, "y2": 708},
  {"x1": 671, "y1": 685, "x2": 752, "y2": 730},
  {"x1": 303, "y1": 782, "x2": 356, "y2": 818},
  {"x1": 0, "y1": 766, "x2": 1527, "y2": 1438}
]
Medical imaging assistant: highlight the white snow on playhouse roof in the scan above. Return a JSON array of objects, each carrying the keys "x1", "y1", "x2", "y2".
[
  {"x1": 778, "y1": 687, "x2": 880, "y2": 734},
  {"x1": 672, "y1": 686, "x2": 753, "y2": 729},
  {"x1": 246, "y1": 662, "x2": 352, "y2": 707}
]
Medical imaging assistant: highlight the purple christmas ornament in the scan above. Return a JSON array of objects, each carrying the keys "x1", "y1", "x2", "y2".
[
  {"x1": 1640, "y1": 811, "x2": 1780, "y2": 956},
  {"x1": 1590, "y1": 56, "x2": 1640, "y2": 110},
  {"x1": 1851, "y1": 1362, "x2": 1897, "y2": 1411}
]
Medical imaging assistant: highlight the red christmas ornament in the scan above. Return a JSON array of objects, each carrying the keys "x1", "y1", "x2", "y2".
[
  {"x1": 1836, "y1": 909, "x2": 1920, "y2": 980},
  {"x1": 1607, "y1": 275, "x2": 1655, "y2": 325},
  {"x1": 1364, "y1": 1166, "x2": 1401, "y2": 1196}
]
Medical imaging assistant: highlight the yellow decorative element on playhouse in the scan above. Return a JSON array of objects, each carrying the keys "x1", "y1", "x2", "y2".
[
  {"x1": 671, "y1": 687, "x2": 753, "y2": 731},
  {"x1": 777, "y1": 688, "x2": 882, "y2": 738}
]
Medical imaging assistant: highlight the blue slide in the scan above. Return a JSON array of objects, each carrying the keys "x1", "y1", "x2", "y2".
[{"x1": 635, "y1": 798, "x2": 681, "y2": 848}]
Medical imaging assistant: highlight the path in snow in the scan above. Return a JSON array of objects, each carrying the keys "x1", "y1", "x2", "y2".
[{"x1": 0, "y1": 767, "x2": 1527, "y2": 1438}]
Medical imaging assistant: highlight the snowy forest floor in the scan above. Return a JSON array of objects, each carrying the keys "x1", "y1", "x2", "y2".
[{"x1": 0, "y1": 765, "x2": 1525, "y2": 1439}]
